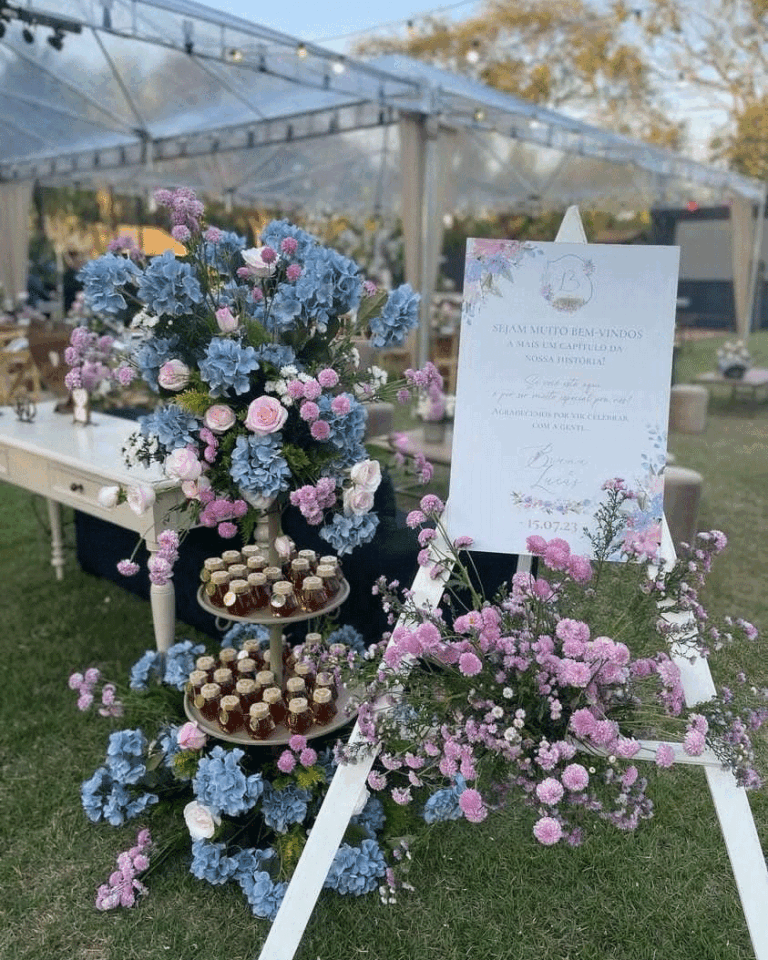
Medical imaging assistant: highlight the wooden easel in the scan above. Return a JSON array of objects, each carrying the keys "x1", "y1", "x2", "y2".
[{"x1": 257, "y1": 208, "x2": 768, "y2": 960}]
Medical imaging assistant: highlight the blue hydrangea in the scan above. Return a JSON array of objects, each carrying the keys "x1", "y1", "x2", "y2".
[
  {"x1": 203, "y1": 230, "x2": 246, "y2": 273},
  {"x1": 350, "y1": 796, "x2": 386, "y2": 839},
  {"x1": 260, "y1": 219, "x2": 317, "y2": 260},
  {"x1": 315, "y1": 747, "x2": 338, "y2": 784},
  {"x1": 163, "y1": 639, "x2": 206, "y2": 690},
  {"x1": 137, "y1": 250, "x2": 204, "y2": 317},
  {"x1": 129, "y1": 649, "x2": 164, "y2": 690},
  {"x1": 239, "y1": 870, "x2": 288, "y2": 920},
  {"x1": 78, "y1": 254, "x2": 140, "y2": 315},
  {"x1": 156, "y1": 724, "x2": 182, "y2": 768},
  {"x1": 81, "y1": 767, "x2": 158, "y2": 826},
  {"x1": 423, "y1": 782, "x2": 464, "y2": 824},
  {"x1": 260, "y1": 782, "x2": 310, "y2": 834},
  {"x1": 263, "y1": 286, "x2": 303, "y2": 334},
  {"x1": 232, "y1": 846, "x2": 276, "y2": 882},
  {"x1": 199, "y1": 337, "x2": 260, "y2": 397},
  {"x1": 293, "y1": 246, "x2": 361, "y2": 330},
  {"x1": 222, "y1": 622, "x2": 270, "y2": 648},
  {"x1": 317, "y1": 393, "x2": 368, "y2": 468},
  {"x1": 134, "y1": 335, "x2": 180, "y2": 392},
  {"x1": 326, "y1": 625, "x2": 366, "y2": 655},
  {"x1": 230, "y1": 434, "x2": 291, "y2": 499},
  {"x1": 190, "y1": 839, "x2": 239, "y2": 885},
  {"x1": 105, "y1": 729, "x2": 148, "y2": 785},
  {"x1": 253, "y1": 343, "x2": 297, "y2": 371},
  {"x1": 192, "y1": 746, "x2": 263, "y2": 817},
  {"x1": 319, "y1": 512, "x2": 379, "y2": 556},
  {"x1": 369, "y1": 283, "x2": 420, "y2": 349},
  {"x1": 323, "y1": 839, "x2": 387, "y2": 896},
  {"x1": 139, "y1": 404, "x2": 199, "y2": 450}
]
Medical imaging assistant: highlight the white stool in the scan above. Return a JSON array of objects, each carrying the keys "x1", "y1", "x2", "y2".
[
  {"x1": 664, "y1": 465, "x2": 703, "y2": 549},
  {"x1": 669, "y1": 384, "x2": 708, "y2": 434}
]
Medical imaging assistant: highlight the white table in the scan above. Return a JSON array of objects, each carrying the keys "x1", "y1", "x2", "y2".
[{"x1": 0, "y1": 401, "x2": 185, "y2": 650}]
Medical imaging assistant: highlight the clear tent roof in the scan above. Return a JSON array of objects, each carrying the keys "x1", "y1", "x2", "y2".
[{"x1": 0, "y1": 0, "x2": 763, "y2": 213}]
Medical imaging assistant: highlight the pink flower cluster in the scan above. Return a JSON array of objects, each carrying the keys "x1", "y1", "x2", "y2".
[
  {"x1": 95, "y1": 829, "x2": 152, "y2": 910},
  {"x1": 198, "y1": 494, "x2": 248, "y2": 539},
  {"x1": 63, "y1": 326, "x2": 133, "y2": 393},
  {"x1": 289, "y1": 478, "x2": 337, "y2": 525},
  {"x1": 154, "y1": 187, "x2": 204, "y2": 235},
  {"x1": 277, "y1": 735, "x2": 318, "y2": 773},
  {"x1": 68, "y1": 667, "x2": 123, "y2": 717},
  {"x1": 147, "y1": 529, "x2": 180, "y2": 586}
]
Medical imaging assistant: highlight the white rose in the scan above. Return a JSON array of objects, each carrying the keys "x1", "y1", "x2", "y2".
[
  {"x1": 343, "y1": 486, "x2": 375, "y2": 516},
  {"x1": 98, "y1": 485, "x2": 120, "y2": 509},
  {"x1": 164, "y1": 447, "x2": 203, "y2": 483},
  {"x1": 349, "y1": 459, "x2": 381, "y2": 493},
  {"x1": 126, "y1": 484, "x2": 156, "y2": 515},
  {"x1": 183, "y1": 800, "x2": 221, "y2": 841},
  {"x1": 241, "y1": 247, "x2": 277, "y2": 278},
  {"x1": 157, "y1": 359, "x2": 191, "y2": 391},
  {"x1": 203, "y1": 404, "x2": 236, "y2": 434}
]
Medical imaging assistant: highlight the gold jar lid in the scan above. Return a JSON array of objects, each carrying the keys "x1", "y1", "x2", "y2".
[
  {"x1": 264, "y1": 566, "x2": 282, "y2": 582},
  {"x1": 250, "y1": 701, "x2": 270, "y2": 719},
  {"x1": 189, "y1": 669, "x2": 208, "y2": 686},
  {"x1": 196, "y1": 655, "x2": 216, "y2": 672},
  {"x1": 213, "y1": 667, "x2": 233, "y2": 684},
  {"x1": 304, "y1": 633, "x2": 322, "y2": 645},
  {"x1": 288, "y1": 696, "x2": 309, "y2": 714},
  {"x1": 316, "y1": 671, "x2": 333, "y2": 687},
  {"x1": 220, "y1": 694, "x2": 240, "y2": 711},
  {"x1": 302, "y1": 575, "x2": 323, "y2": 591},
  {"x1": 236, "y1": 677, "x2": 257, "y2": 695},
  {"x1": 222, "y1": 550, "x2": 243, "y2": 565},
  {"x1": 200, "y1": 682, "x2": 221, "y2": 700},
  {"x1": 319, "y1": 555, "x2": 338, "y2": 568},
  {"x1": 204, "y1": 557, "x2": 225, "y2": 572},
  {"x1": 256, "y1": 670, "x2": 275, "y2": 687},
  {"x1": 316, "y1": 564, "x2": 336, "y2": 578},
  {"x1": 236, "y1": 657, "x2": 257, "y2": 674},
  {"x1": 295, "y1": 660, "x2": 314, "y2": 677},
  {"x1": 229, "y1": 564, "x2": 248, "y2": 581},
  {"x1": 210, "y1": 570, "x2": 230, "y2": 585},
  {"x1": 241, "y1": 544, "x2": 261, "y2": 559},
  {"x1": 247, "y1": 571, "x2": 267, "y2": 587},
  {"x1": 262, "y1": 686, "x2": 283, "y2": 704},
  {"x1": 241, "y1": 639, "x2": 262, "y2": 656},
  {"x1": 247, "y1": 554, "x2": 267, "y2": 570},
  {"x1": 220, "y1": 646, "x2": 238, "y2": 663},
  {"x1": 298, "y1": 549, "x2": 317, "y2": 563},
  {"x1": 312, "y1": 687, "x2": 332, "y2": 704},
  {"x1": 291, "y1": 558, "x2": 310, "y2": 573},
  {"x1": 273, "y1": 580, "x2": 295, "y2": 596},
  {"x1": 286, "y1": 676, "x2": 306, "y2": 695},
  {"x1": 328, "y1": 643, "x2": 347, "y2": 659},
  {"x1": 228, "y1": 578, "x2": 249, "y2": 595}
]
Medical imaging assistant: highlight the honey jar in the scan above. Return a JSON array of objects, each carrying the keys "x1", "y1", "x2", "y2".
[
  {"x1": 206, "y1": 570, "x2": 231, "y2": 608},
  {"x1": 270, "y1": 581, "x2": 298, "y2": 618},
  {"x1": 213, "y1": 667, "x2": 235, "y2": 697},
  {"x1": 235, "y1": 677, "x2": 259, "y2": 714},
  {"x1": 218, "y1": 694, "x2": 243, "y2": 734},
  {"x1": 293, "y1": 660, "x2": 316, "y2": 693},
  {"x1": 255, "y1": 670, "x2": 276, "y2": 697},
  {"x1": 311, "y1": 687, "x2": 337, "y2": 725},
  {"x1": 219, "y1": 647, "x2": 238, "y2": 672},
  {"x1": 235, "y1": 656, "x2": 258, "y2": 681},
  {"x1": 223, "y1": 579, "x2": 254, "y2": 617},
  {"x1": 298, "y1": 548, "x2": 318, "y2": 572},
  {"x1": 316, "y1": 563, "x2": 342, "y2": 598},
  {"x1": 262, "y1": 686, "x2": 287, "y2": 725},
  {"x1": 286, "y1": 676, "x2": 307, "y2": 700},
  {"x1": 289, "y1": 557, "x2": 311, "y2": 589},
  {"x1": 286, "y1": 697, "x2": 313, "y2": 735},
  {"x1": 195, "y1": 655, "x2": 217, "y2": 679},
  {"x1": 199, "y1": 682, "x2": 221, "y2": 721},
  {"x1": 246, "y1": 571, "x2": 270, "y2": 610},
  {"x1": 187, "y1": 669, "x2": 209, "y2": 701},
  {"x1": 200, "y1": 557, "x2": 225, "y2": 583},
  {"x1": 315, "y1": 670, "x2": 338, "y2": 701},
  {"x1": 246, "y1": 702, "x2": 275, "y2": 740},
  {"x1": 300, "y1": 575, "x2": 328, "y2": 612},
  {"x1": 246, "y1": 553, "x2": 268, "y2": 574}
]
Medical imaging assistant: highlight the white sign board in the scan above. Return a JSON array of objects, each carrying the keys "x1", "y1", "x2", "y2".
[{"x1": 446, "y1": 239, "x2": 680, "y2": 557}]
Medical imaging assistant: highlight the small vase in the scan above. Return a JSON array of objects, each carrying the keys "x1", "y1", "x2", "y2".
[
  {"x1": 71, "y1": 388, "x2": 91, "y2": 425},
  {"x1": 423, "y1": 420, "x2": 447, "y2": 444}
]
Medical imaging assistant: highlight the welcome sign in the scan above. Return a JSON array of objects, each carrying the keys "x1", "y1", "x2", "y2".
[{"x1": 446, "y1": 238, "x2": 679, "y2": 557}]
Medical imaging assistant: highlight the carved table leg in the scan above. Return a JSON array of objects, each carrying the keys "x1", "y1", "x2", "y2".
[
  {"x1": 46, "y1": 498, "x2": 65, "y2": 581},
  {"x1": 150, "y1": 575, "x2": 176, "y2": 652}
]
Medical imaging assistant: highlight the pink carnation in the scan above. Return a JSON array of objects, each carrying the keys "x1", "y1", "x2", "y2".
[
  {"x1": 533, "y1": 816, "x2": 562, "y2": 845},
  {"x1": 299, "y1": 748, "x2": 318, "y2": 767},
  {"x1": 535, "y1": 777, "x2": 564, "y2": 806},
  {"x1": 331, "y1": 395, "x2": 351, "y2": 415},
  {"x1": 317, "y1": 368, "x2": 339, "y2": 388},
  {"x1": 310, "y1": 420, "x2": 331, "y2": 440},
  {"x1": 561, "y1": 763, "x2": 589, "y2": 791},
  {"x1": 655, "y1": 743, "x2": 675, "y2": 768},
  {"x1": 277, "y1": 751, "x2": 297, "y2": 774},
  {"x1": 117, "y1": 559, "x2": 140, "y2": 577},
  {"x1": 458, "y1": 788, "x2": 487, "y2": 823}
]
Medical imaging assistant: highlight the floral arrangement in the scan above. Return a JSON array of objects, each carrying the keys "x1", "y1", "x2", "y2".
[
  {"x1": 415, "y1": 384, "x2": 455, "y2": 423},
  {"x1": 72, "y1": 624, "x2": 411, "y2": 917},
  {"x1": 63, "y1": 325, "x2": 135, "y2": 395},
  {"x1": 716, "y1": 338, "x2": 752, "y2": 379},
  {"x1": 336, "y1": 482, "x2": 766, "y2": 856},
  {"x1": 77, "y1": 188, "x2": 436, "y2": 565}
]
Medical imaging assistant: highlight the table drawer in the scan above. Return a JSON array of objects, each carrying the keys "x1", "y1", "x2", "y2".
[{"x1": 49, "y1": 465, "x2": 106, "y2": 508}]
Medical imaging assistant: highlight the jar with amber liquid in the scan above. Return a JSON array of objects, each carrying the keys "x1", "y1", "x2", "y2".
[
  {"x1": 218, "y1": 694, "x2": 243, "y2": 734},
  {"x1": 316, "y1": 563, "x2": 342, "y2": 599},
  {"x1": 213, "y1": 667, "x2": 235, "y2": 697},
  {"x1": 304, "y1": 632, "x2": 322, "y2": 650},
  {"x1": 246, "y1": 553, "x2": 268, "y2": 575},
  {"x1": 328, "y1": 643, "x2": 348, "y2": 663},
  {"x1": 262, "y1": 686, "x2": 287, "y2": 725},
  {"x1": 235, "y1": 657, "x2": 258, "y2": 682},
  {"x1": 255, "y1": 670, "x2": 276, "y2": 698},
  {"x1": 219, "y1": 647, "x2": 238, "y2": 672},
  {"x1": 246, "y1": 572, "x2": 270, "y2": 611},
  {"x1": 223, "y1": 579, "x2": 254, "y2": 617},
  {"x1": 319, "y1": 554, "x2": 339, "y2": 572},
  {"x1": 246, "y1": 702, "x2": 275, "y2": 740},
  {"x1": 199, "y1": 682, "x2": 221, "y2": 722},
  {"x1": 200, "y1": 557, "x2": 225, "y2": 585},
  {"x1": 277, "y1": 537, "x2": 297, "y2": 575},
  {"x1": 286, "y1": 697, "x2": 313, "y2": 735},
  {"x1": 293, "y1": 660, "x2": 316, "y2": 693},
  {"x1": 222, "y1": 549, "x2": 243, "y2": 567},
  {"x1": 206, "y1": 570, "x2": 231, "y2": 608},
  {"x1": 228, "y1": 563, "x2": 248, "y2": 583},
  {"x1": 298, "y1": 549, "x2": 318, "y2": 572},
  {"x1": 187, "y1": 669, "x2": 209, "y2": 702},
  {"x1": 264, "y1": 566, "x2": 283, "y2": 591},
  {"x1": 241, "y1": 544, "x2": 262, "y2": 562},
  {"x1": 285, "y1": 676, "x2": 307, "y2": 701},
  {"x1": 240, "y1": 639, "x2": 264, "y2": 666},
  {"x1": 311, "y1": 687, "x2": 337, "y2": 725},
  {"x1": 315, "y1": 670, "x2": 338, "y2": 701},
  {"x1": 300, "y1": 575, "x2": 328, "y2": 613},
  {"x1": 236, "y1": 677, "x2": 259, "y2": 715},
  {"x1": 195, "y1": 655, "x2": 217, "y2": 679},
  {"x1": 289, "y1": 557, "x2": 310, "y2": 589},
  {"x1": 270, "y1": 581, "x2": 298, "y2": 618}
]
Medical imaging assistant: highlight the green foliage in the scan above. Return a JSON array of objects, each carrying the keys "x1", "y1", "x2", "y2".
[{"x1": 174, "y1": 386, "x2": 216, "y2": 417}]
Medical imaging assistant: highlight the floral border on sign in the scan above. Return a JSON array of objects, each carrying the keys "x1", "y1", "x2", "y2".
[
  {"x1": 510, "y1": 491, "x2": 592, "y2": 515},
  {"x1": 462, "y1": 239, "x2": 542, "y2": 322}
]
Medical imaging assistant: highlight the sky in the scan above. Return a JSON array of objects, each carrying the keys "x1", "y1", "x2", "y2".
[{"x1": 196, "y1": 0, "x2": 480, "y2": 52}]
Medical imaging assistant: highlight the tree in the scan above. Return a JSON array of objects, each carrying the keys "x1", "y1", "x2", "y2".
[{"x1": 355, "y1": 0, "x2": 683, "y2": 148}]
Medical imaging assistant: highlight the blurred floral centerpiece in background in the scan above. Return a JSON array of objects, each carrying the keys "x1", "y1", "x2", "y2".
[
  {"x1": 415, "y1": 382, "x2": 454, "y2": 443},
  {"x1": 78, "y1": 188, "x2": 434, "y2": 557},
  {"x1": 716, "y1": 338, "x2": 752, "y2": 379}
]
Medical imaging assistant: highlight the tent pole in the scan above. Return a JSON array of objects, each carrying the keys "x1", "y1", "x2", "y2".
[
  {"x1": 746, "y1": 184, "x2": 767, "y2": 336},
  {"x1": 417, "y1": 118, "x2": 438, "y2": 369}
]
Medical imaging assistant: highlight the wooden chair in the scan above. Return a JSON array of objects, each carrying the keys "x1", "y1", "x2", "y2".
[{"x1": 0, "y1": 326, "x2": 41, "y2": 404}]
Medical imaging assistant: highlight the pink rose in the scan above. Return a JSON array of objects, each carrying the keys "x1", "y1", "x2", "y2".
[
  {"x1": 245, "y1": 396, "x2": 288, "y2": 434},
  {"x1": 183, "y1": 801, "x2": 220, "y2": 840},
  {"x1": 274, "y1": 535, "x2": 295, "y2": 561},
  {"x1": 343, "y1": 486, "x2": 375, "y2": 516},
  {"x1": 157, "y1": 359, "x2": 191, "y2": 391},
  {"x1": 350, "y1": 459, "x2": 381, "y2": 493},
  {"x1": 215, "y1": 306, "x2": 238, "y2": 333},
  {"x1": 126, "y1": 484, "x2": 156, "y2": 516},
  {"x1": 181, "y1": 475, "x2": 212, "y2": 500},
  {"x1": 203, "y1": 404, "x2": 236, "y2": 434},
  {"x1": 164, "y1": 447, "x2": 203, "y2": 482},
  {"x1": 241, "y1": 247, "x2": 277, "y2": 278},
  {"x1": 177, "y1": 721, "x2": 207, "y2": 751}
]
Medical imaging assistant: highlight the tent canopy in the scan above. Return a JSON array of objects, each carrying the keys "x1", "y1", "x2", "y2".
[{"x1": 1, "y1": 0, "x2": 765, "y2": 343}]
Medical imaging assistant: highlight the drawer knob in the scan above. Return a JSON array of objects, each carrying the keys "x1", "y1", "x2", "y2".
[{"x1": 70, "y1": 482, "x2": 84, "y2": 493}]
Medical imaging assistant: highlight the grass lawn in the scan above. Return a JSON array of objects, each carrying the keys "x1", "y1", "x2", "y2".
[{"x1": 0, "y1": 330, "x2": 767, "y2": 960}]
